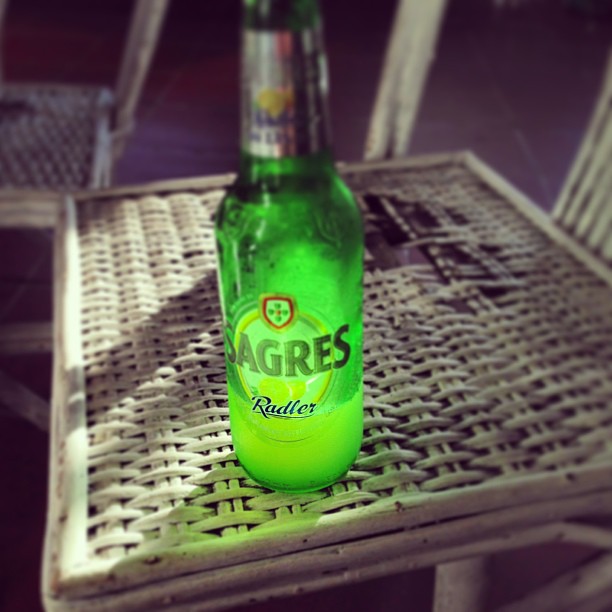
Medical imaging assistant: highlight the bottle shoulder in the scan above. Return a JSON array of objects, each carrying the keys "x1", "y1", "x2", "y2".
[
  {"x1": 217, "y1": 175, "x2": 360, "y2": 236},
  {"x1": 220, "y1": 169, "x2": 357, "y2": 212},
  {"x1": 215, "y1": 174, "x2": 362, "y2": 258}
]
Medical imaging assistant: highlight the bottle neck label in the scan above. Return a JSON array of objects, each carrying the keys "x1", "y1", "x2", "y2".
[{"x1": 241, "y1": 27, "x2": 332, "y2": 158}]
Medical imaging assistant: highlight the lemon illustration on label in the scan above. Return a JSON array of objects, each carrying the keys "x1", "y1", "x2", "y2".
[{"x1": 257, "y1": 88, "x2": 295, "y2": 118}]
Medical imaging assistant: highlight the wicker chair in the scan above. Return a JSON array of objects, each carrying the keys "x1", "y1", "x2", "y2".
[
  {"x1": 0, "y1": 0, "x2": 169, "y2": 429},
  {"x1": 1, "y1": 1, "x2": 610, "y2": 610},
  {"x1": 0, "y1": 0, "x2": 169, "y2": 190}
]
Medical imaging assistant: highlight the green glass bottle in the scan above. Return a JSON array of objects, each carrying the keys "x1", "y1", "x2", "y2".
[{"x1": 215, "y1": 0, "x2": 363, "y2": 492}]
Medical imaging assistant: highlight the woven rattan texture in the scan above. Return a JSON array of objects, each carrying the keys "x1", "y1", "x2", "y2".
[
  {"x1": 78, "y1": 162, "x2": 612, "y2": 562},
  {"x1": 0, "y1": 85, "x2": 110, "y2": 189}
]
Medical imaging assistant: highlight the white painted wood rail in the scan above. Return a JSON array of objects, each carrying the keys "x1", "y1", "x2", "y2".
[
  {"x1": 554, "y1": 50, "x2": 612, "y2": 263},
  {"x1": 364, "y1": 0, "x2": 448, "y2": 160}
]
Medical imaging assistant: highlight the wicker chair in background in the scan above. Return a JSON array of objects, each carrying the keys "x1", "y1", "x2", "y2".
[
  {"x1": 0, "y1": 0, "x2": 170, "y2": 430},
  {"x1": 0, "y1": 0, "x2": 169, "y2": 190}
]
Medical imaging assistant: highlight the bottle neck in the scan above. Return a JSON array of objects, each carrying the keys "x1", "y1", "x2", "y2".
[
  {"x1": 243, "y1": 0, "x2": 320, "y2": 30},
  {"x1": 238, "y1": 0, "x2": 335, "y2": 185}
]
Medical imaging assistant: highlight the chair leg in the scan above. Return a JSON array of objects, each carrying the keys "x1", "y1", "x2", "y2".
[
  {"x1": 433, "y1": 557, "x2": 489, "y2": 612},
  {"x1": 0, "y1": 323, "x2": 53, "y2": 354},
  {"x1": 0, "y1": 369, "x2": 49, "y2": 431},
  {"x1": 0, "y1": 323, "x2": 52, "y2": 431}
]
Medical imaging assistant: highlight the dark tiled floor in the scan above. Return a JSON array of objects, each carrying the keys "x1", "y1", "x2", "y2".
[{"x1": 0, "y1": 0, "x2": 610, "y2": 610}]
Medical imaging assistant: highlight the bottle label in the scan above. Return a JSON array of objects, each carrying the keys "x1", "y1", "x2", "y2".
[
  {"x1": 224, "y1": 294, "x2": 350, "y2": 440},
  {"x1": 242, "y1": 28, "x2": 331, "y2": 157}
]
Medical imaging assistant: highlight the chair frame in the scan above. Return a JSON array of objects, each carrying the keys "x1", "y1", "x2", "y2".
[{"x1": 365, "y1": 0, "x2": 448, "y2": 161}]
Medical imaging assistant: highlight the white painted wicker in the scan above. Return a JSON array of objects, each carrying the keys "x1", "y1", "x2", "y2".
[{"x1": 42, "y1": 153, "x2": 612, "y2": 611}]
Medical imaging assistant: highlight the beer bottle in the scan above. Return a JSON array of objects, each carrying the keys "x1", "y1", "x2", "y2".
[{"x1": 215, "y1": 0, "x2": 363, "y2": 492}]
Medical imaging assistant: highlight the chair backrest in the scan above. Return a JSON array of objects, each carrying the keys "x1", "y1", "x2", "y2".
[
  {"x1": 0, "y1": 0, "x2": 169, "y2": 155},
  {"x1": 553, "y1": 50, "x2": 612, "y2": 265},
  {"x1": 364, "y1": 0, "x2": 448, "y2": 161}
]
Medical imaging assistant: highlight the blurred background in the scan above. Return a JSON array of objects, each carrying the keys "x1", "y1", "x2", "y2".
[{"x1": 0, "y1": 0, "x2": 611, "y2": 610}]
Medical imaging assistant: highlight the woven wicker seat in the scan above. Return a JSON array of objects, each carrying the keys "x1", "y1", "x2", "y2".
[
  {"x1": 0, "y1": 85, "x2": 113, "y2": 190},
  {"x1": 40, "y1": 150, "x2": 612, "y2": 612}
]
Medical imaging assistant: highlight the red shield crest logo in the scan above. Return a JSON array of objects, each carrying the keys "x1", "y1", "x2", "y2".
[{"x1": 261, "y1": 295, "x2": 296, "y2": 331}]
